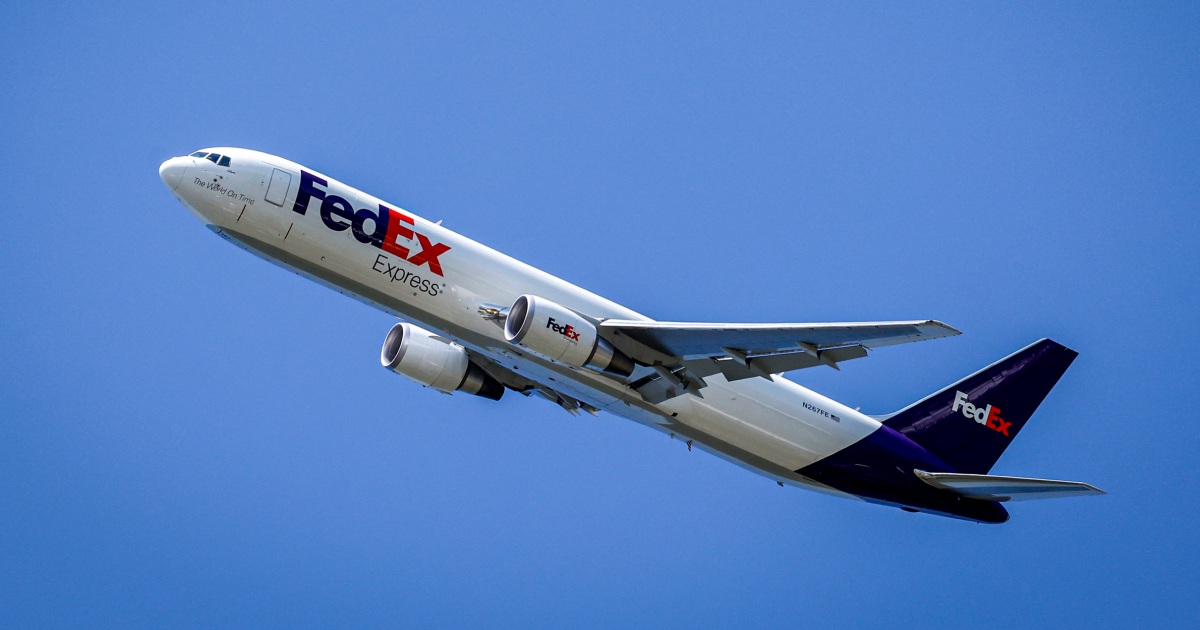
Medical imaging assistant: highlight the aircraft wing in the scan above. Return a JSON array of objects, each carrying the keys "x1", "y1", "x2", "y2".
[
  {"x1": 600, "y1": 318, "x2": 959, "y2": 402},
  {"x1": 601, "y1": 319, "x2": 959, "y2": 377},
  {"x1": 914, "y1": 470, "x2": 1106, "y2": 502}
]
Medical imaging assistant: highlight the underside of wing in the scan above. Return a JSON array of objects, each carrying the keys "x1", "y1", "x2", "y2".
[
  {"x1": 599, "y1": 319, "x2": 960, "y2": 403},
  {"x1": 915, "y1": 470, "x2": 1106, "y2": 502},
  {"x1": 601, "y1": 319, "x2": 960, "y2": 361},
  {"x1": 468, "y1": 350, "x2": 600, "y2": 416},
  {"x1": 602, "y1": 319, "x2": 958, "y2": 373}
]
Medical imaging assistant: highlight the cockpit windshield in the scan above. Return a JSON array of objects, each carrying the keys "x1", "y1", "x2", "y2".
[{"x1": 189, "y1": 151, "x2": 231, "y2": 167}]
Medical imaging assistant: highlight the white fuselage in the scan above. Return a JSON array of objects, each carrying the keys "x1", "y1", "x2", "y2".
[{"x1": 161, "y1": 148, "x2": 882, "y2": 495}]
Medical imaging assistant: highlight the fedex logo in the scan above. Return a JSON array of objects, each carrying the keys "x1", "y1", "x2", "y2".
[
  {"x1": 546, "y1": 317, "x2": 581, "y2": 342},
  {"x1": 952, "y1": 391, "x2": 1011, "y2": 436},
  {"x1": 292, "y1": 170, "x2": 450, "y2": 277}
]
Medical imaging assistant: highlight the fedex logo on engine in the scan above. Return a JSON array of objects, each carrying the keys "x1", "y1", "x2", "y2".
[
  {"x1": 546, "y1": 317, "x2": 581, "y2": 342},
  {"x1": 952, "y1": 391, "x2": 1011, "y2": 436},
  {"x1": 292, "y1": 170, "x2": 450, "y2": 276}
]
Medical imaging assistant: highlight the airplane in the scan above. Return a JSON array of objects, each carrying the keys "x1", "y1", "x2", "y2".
[{"x1": 159, "y1": 147, "x2": 1104, "y2": 523}]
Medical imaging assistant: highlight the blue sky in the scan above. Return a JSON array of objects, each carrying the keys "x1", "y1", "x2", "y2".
[{"x1": 2, "y1": 2, "x2": 1197, "y2": 627}]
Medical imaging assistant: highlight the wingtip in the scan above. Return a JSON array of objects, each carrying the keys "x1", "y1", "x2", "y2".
[{"x1": 924, "y1": 320, "x2": 962, "y2": 337}]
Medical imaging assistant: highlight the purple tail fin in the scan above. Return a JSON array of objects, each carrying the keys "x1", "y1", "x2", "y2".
[{"x1": 879, "y1": 339, "x2": 1078, "y2": 475}]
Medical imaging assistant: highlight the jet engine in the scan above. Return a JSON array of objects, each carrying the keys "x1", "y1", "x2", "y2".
[
  {"x1": 503, "y1": 294, "x2": 634, "y2": 377},
  {"x1": 380, "y1": 323, "x2": 505, "y2": 400}
]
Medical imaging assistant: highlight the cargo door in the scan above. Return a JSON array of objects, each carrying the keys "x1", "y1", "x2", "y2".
[{"x1": 264, "y1": 168, "x2": 292, "y2": 206}]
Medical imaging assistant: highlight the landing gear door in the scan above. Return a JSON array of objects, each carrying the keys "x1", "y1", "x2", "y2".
[{"x1": 265, "y1": 168, "x2": 292, "y2": 207}]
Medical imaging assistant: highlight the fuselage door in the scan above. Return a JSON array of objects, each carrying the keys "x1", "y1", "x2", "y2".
[{"x1": 265, "y1": 168, "x2": 292, "y2": 207}]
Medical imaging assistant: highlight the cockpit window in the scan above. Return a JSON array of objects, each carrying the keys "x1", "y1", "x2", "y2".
[{"x1": 190, "y1": 151, "x2": 231, "y2": 167}]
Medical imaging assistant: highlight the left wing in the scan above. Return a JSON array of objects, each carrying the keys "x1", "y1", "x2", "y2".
[
  {"x1": 604, "y1": 319, "x2": 957, "y2": 372},
  {"x1": 599, "y1": 319, "x2": 959, "y2": 403}
]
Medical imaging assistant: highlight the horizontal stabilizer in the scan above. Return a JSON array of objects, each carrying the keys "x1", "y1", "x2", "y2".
[{"x1": 914, "y1": 470, "x2": 1106, "y2": 502}]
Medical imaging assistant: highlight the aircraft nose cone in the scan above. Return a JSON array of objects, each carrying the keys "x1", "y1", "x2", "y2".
[{"x1": 159, "y1": 157, "x2": 186, "y2": 191}]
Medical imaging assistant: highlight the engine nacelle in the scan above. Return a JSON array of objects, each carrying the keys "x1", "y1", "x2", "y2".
[
  {"x1": 380, "y1": 323, "x2": 504, "y2": 400},
  {"x1": 503, "y1": 294, "x2": 634, "y2": 377}
]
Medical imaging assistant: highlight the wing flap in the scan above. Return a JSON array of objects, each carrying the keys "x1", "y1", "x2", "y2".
[
  {"x1": 915, "y1": 470, "x2": 1106, "y2": 502},
  {"x1": 690, "y1": 345, "x2": 871, "y2": 382}
]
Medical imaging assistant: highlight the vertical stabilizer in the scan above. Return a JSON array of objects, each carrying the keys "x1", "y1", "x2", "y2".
[{"x1": 877, "y1": 339, "x2": 1077, "y2": 474}]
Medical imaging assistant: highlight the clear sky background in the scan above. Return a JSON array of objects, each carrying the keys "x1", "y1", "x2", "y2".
[{"x1": 2, "y1": 2, "x2": 1197, "y2": 627}]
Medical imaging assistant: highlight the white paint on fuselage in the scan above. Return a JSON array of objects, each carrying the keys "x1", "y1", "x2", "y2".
[{"x1": 163, "y1": 148, "x2": 882, "y2": 494}]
